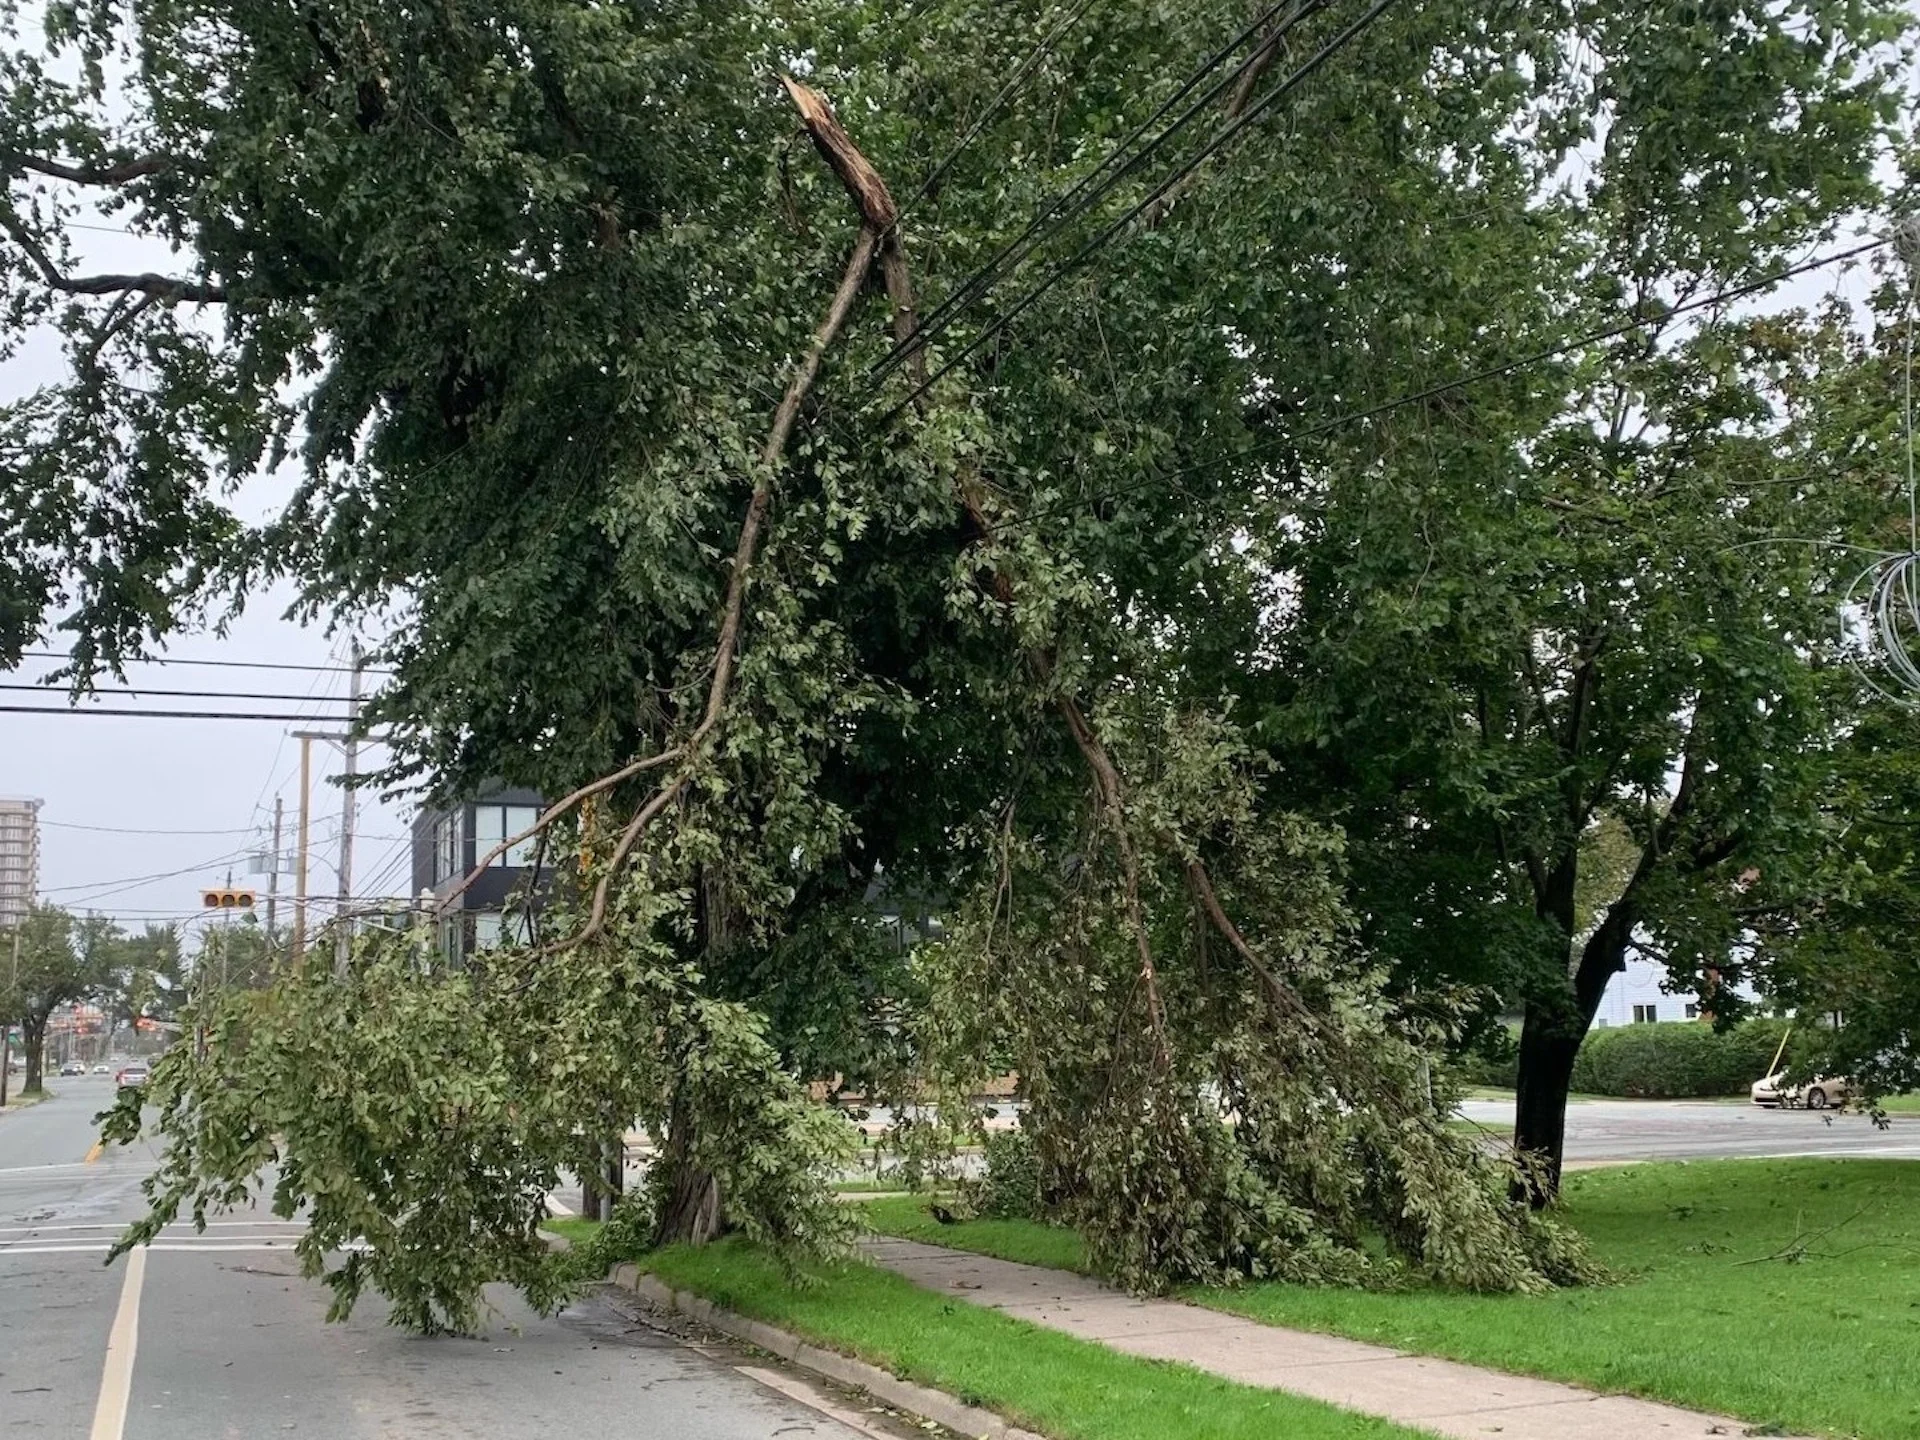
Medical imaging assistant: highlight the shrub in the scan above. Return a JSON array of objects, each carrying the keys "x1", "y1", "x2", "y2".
[
  {"x1": 1570, "y1": 1018, "x2": 1794, "y2": 1098},
  {"x1": 969, "y1": 1126, "x2": 1042, "y2": 1219}
]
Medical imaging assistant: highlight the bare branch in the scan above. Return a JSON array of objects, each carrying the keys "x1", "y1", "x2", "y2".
[
  {"x1": 4, "y1": 151, "x2": 172, "y2": 185},
  {"x1": 1058, "y1": 694, "x2": 1172, "y2": 1065},
  {"x1": 435, "y1": 746, "x2": 685, "y2": 911},
  {"x1": 780, "y1": 77, "x2": 897, "y2": 231},
  {"x1": 0, "y1": 209, "x2": 226, "y2": 302}
]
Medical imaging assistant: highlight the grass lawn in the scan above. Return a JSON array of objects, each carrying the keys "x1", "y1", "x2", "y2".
[
  {"x1": 641, "y1": 1240, "x2": 1428, "y2": 1440},
  {"x1": 865, "y1": 1160, "x2": 1920, "y2": 1440},
  {"x1": 1871, "y1": 1092, "x2": 1920, "y2": 1114},
  {"x1": 541, "y1": 1216, "x2": 602, "y2": 1247}
]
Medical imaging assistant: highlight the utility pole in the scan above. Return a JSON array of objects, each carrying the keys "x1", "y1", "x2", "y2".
[
  {"x1": 292, "y1": 735, "x2": 313, "y2": 963},
  {"x1": 334, "y1": 645, "x2": 365, "y2": 979},
  {"x1": 291, "y1": 724, "x2": 350, "y2": 970},
  {"x1": 265, "y1": 795, "x2": 284, "y2": 944}
]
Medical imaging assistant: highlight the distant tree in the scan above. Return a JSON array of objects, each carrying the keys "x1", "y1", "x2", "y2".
[
  {"x1": 0, "y1": 906, "x2": 109, "y2": 1094},
  {"x1": 101, "y1": 924, "x2": 187, "y2": 1041}
]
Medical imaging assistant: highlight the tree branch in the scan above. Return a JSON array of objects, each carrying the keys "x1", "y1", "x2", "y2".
[
  {"x1": 4, "y1": 151, "x2": 172, "y2": 185},
  {"x1": 0, "y1": 209, "x2": 226, "y2": 302},
  {"x1": 485, "y1": 79, "x2": 891, "y2": 954}
]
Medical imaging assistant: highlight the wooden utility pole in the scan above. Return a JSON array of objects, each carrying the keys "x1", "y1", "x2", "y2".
[
  {"x1": 265, "y1": 795, "x2": 284, "y2": 943},
  {"x1": 290, "y1": 724, "x2": 350, "y2": 970},
  {"x1": 292, "y1": 735, "x2": 312, "y2": 962},
  {"x1": 334, "y1": 646, "x2": 365, "y2": 978}
]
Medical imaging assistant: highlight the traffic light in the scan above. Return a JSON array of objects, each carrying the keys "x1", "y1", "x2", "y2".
[{"x1": 201, "y1": 888, "x2": 256, "y2": 909}]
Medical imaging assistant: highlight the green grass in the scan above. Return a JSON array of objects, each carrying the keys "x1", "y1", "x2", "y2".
[
  {"x1": 541, "y1": 1217, "x2": 602, "y2": 1247},
  {"x1": 1870, "y1": 1092, "x2": 1920, "y2": 1114},
  {"x1": 865, "y1": 1161, "x2": 1920, "y2": 1440},
  {"x1": 862, "y1": 1195, "x2": 1090, "y2": 1269},
  {"x1": 831, "y1": 1176, "x2": 918, "y2": 1194},
  {"x1": 640, "y1": 1240, "x2": 1427, "y2": 1440}
]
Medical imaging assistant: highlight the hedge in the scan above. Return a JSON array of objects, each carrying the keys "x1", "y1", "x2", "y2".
[
  {"x1": 1571, "y1": 1018, "x2": 1794, "y2": 1099},
  {"x1": 1452, "y1": 1018, "x2": 1797, "y2": 1099}
]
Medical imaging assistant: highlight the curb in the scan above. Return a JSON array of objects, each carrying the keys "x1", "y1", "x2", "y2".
[{"x1": 610, "y1": 1265, "x2": 1048, "y2": 1440}]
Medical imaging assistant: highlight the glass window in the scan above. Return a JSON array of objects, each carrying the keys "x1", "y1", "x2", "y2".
[
  {"x1": 473, "y1": 804, "x2": 505, "y2": 851},
  {"x1": 1684, "y1": 1004, "x2": 1699, "y2": 1020},
  {"x1": 1632, "y1": 1004, "x2": 1657, "y2": 1024},
  {"x1": 503, "y1": 806, "x2": 540, "y2": 867},
  {"x1": 472, "y1": 912, "x2": 504, "y2": 951}
]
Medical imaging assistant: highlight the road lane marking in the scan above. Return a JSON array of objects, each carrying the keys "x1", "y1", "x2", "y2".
[
  {"x1": 0, "y1": 1220, "x2": 309, "y2": 1232},
  {"x1": 88, "y1": 1247, "x2": 144, "y2": 1440},
  {"x1": 4, "y1": 1242, "x2": 321, "y2": 1255}
]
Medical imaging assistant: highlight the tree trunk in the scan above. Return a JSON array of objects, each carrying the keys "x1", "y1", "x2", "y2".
[
  {"x1": 21, "y1": 1015, "x2": 45, "y2": 1095},
  {"x1": 1512, "y1": 895, "x2": 1636, "y2": 1206},
  {"x1": 1511, "y1": 1008, "x2": 1582, "y2": 1204},
  {"x1": 653, "y1": 1089, "x2": 723, "y2": 1246}
]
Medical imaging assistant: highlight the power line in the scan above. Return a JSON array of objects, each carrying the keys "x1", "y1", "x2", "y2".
[
  {"x1": 39, "y1": 819, "x2": 260, "y2": 836},
  {"x1": 39, "y1": 845, "x2": 258, "y2": 899},
  {"x1": 980, "y1": 235, "x2": 1893, "y2": 537},
  {"x1": 0, "y1": 705, "x2": 362, "y2": 721},
  {"x1": 882, "y1": 0, "x2": 1400, "y2": 422},
  {"x1": 17, "y1": 649, "x2": 390, "y2": 674},
  {"x1": 902, "y1": 0, "x2": 1107, "y2": 222},
  {"x1": 871, "y1": 0, "x2": 1326, "y2": 386},
  {"x1": 0, "y1": 682, "x2": 380, "y2": 703}
]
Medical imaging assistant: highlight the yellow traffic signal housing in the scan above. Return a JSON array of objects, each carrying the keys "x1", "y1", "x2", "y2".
[{"x1": 201, "y1": 888, "x2": 256, "y2": 909}]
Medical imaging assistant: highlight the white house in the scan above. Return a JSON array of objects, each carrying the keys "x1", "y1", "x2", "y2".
[{"x1": 1589, "y1": 951, "x2": 1758, "y2": 1028}]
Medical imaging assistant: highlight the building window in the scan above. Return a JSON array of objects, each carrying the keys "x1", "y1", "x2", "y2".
[
  {"x1": 472, "y1": 804, "x2": 543, "y2": 868},
  {"x1": 434, "y1": 813, "x2": 463, "y2": 883},
  {"x1": 1632, "y1": 1004, "x2": 1658, "y2": 1024},
  {"x1": 1684, "y1": 1004, "x2": 1700, "y2": 1020}
]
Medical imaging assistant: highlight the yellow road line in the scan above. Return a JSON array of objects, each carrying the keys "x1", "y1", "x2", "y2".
[
  {"x1": 84, "y1": 1140, "x2": 105, "y2": 1165},
  {"x1": 89, "y1": 1247, "x2": 146, "y2": 1440}
]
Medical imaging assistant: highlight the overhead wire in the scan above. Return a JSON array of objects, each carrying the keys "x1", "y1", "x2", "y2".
[
  {"x1": 877, "y1": 0, "x2": 1409, "y2": 423},
  {"x1": 0, "y1": 682, "x2": 382, "y2": 703},
  {"x1": 899, "y1": 0, "x2": 1106, "y2": 225},
  {"x1": 869, "y1": 0, "x2": 1328, "y2": 387},
  {"x1": 17, "y1": 649, "x2": 390, "y2": 674},
  {"x1": 0, "y1": 705, "x2": 361, "y2": 720}
]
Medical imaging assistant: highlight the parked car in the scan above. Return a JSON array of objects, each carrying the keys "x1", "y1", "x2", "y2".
[
  {"x1": 92, "y1": 1063, "x2": 110, "y2": 1074},
  {"x1": 114, "y1": 1064, "x2": 150, "y2": 1091},
  {"x1": 59, "y1": 1060, "x2": 86, "y2": 1077},
  {"x1": 1752, "y1": 1071, "x2": 1849, "y2": 1110}
]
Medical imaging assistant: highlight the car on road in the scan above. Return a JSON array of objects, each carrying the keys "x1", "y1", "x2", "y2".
[
  {"x1": 92, "y1": 1063, "x2": 110, "y2": 1074},
  {"x1": 114, "y1": 1063, "x2": 150, "y2": 1091},
  {"x1": 59, "y1": 1060, "x2": 86, "y2": 1077},
  {"x1": 1752, "y1": 1070, "x2": 1849, "y2": 1110}
]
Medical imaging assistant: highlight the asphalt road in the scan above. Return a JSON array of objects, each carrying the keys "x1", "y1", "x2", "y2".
[
  {"x1": 1, "y1": 1078, "x2": 875, "y2": 1440},
  {"x1": 1458, "y1": 1095, "x2": 1920, "y2": 1163}
]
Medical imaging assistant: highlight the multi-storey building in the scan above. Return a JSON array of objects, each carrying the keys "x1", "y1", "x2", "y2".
[
  {"x1": 410, "y1": 782, "x2": 546, "y2": 965},
  {"x1": 0, "y1": 797, "x2": 41, "y2": 929}
]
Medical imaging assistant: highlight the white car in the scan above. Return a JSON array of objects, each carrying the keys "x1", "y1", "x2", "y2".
[{"x1": 1751, "y1": 1071, "x2": 1848, "y2": 1110}]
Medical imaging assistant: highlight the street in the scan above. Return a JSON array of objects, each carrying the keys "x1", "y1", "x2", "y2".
[
  {"x1": 1, "y1": 1078, "x2": 874, "y2": 1440},
  {"x1": 1458, "y1": 1095, "x2": 1920, "y2": 1164}
]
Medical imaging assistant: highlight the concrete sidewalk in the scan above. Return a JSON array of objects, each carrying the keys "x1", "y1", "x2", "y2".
[{"x1": 859, "y1": 1237, "x2": 1808, "y2": 1440}]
